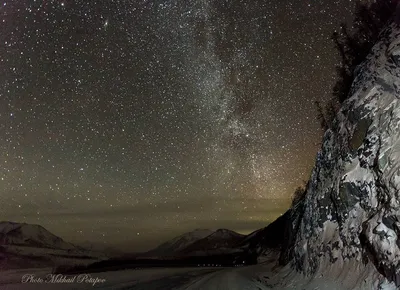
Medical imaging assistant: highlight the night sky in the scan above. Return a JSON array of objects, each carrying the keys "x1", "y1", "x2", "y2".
[{"x1": 0, "y1": 0, "x2": 356, "y2": 251}]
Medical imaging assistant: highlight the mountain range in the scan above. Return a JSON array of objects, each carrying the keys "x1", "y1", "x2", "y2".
[
  {"x1": 142, "y1": 228, "x2": 245, "y2": 258},
  {"x1": 0, "y1": 216, "x2": 288, "y2": 271},
  {"x1": 138, "y1": 216, "x2": 287, "y2": 260}
]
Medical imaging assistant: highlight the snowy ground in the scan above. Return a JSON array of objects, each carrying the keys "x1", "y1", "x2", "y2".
[
  {"x1": 0, "y1": 266, "x2": 270, "y2": 290},
  {"x1": 177, "y1": 265, "x2": 272, "y2": 290},
  {"x1": 0, "y1": 258, "x2": 392, "y2": 290}
]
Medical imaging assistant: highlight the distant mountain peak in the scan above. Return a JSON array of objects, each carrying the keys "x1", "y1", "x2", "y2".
[
  {"x1": 0, "y1": 221, "x2": 75, "y2": 250},
  {"x1": 143, "y1": 228, "x2": 247, "y2": 258},
  {"x1": 215, "y1": 228, "x2": 240, "y2": 234}
]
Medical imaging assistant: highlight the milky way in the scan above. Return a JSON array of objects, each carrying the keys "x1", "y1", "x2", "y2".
[{"x1": 0, "y1": 1, "x2": 356, "y2": 250}]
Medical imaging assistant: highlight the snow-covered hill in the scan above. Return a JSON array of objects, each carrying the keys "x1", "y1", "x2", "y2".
[
  {"x1": 0, "y1": 221, "x2": 75, "y2": 250},
  {"x1": 143, "y1": 229, "x2": 248, "y2": 257},
  {"x1": 0, "y1": 221, "x2": 107, "y2": 270},
  {"x1": 145, "y1": 229, "x2": 214, "y2": 257},
  {"x1": 181, "y1": 229, "x2": 245, "y2": 255}
]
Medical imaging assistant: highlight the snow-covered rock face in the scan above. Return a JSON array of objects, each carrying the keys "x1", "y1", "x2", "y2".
[{"x1": 292, "y1": 13, "x2": 400, "y2": 286}]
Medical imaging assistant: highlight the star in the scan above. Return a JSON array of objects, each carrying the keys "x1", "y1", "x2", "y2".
[{"x1": 103, "y1": 19, "x2": 109, "y2": 30}]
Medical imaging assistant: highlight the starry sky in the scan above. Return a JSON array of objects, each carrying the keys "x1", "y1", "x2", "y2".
[{"x1": 0, "y1": 0, "x2": 357, "y2": 251}]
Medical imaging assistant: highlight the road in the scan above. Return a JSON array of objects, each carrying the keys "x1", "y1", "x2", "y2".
[
  {"x1": 177, "y1": 265, "x2": 272, "y2": 290},
  {"x1": 129, "y1": 265, "x2": 272, "y2": 290}
]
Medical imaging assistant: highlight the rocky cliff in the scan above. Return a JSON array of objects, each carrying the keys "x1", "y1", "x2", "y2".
[{"x1": 286, "y1": 5, "x2": 400, "y2": 288}]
